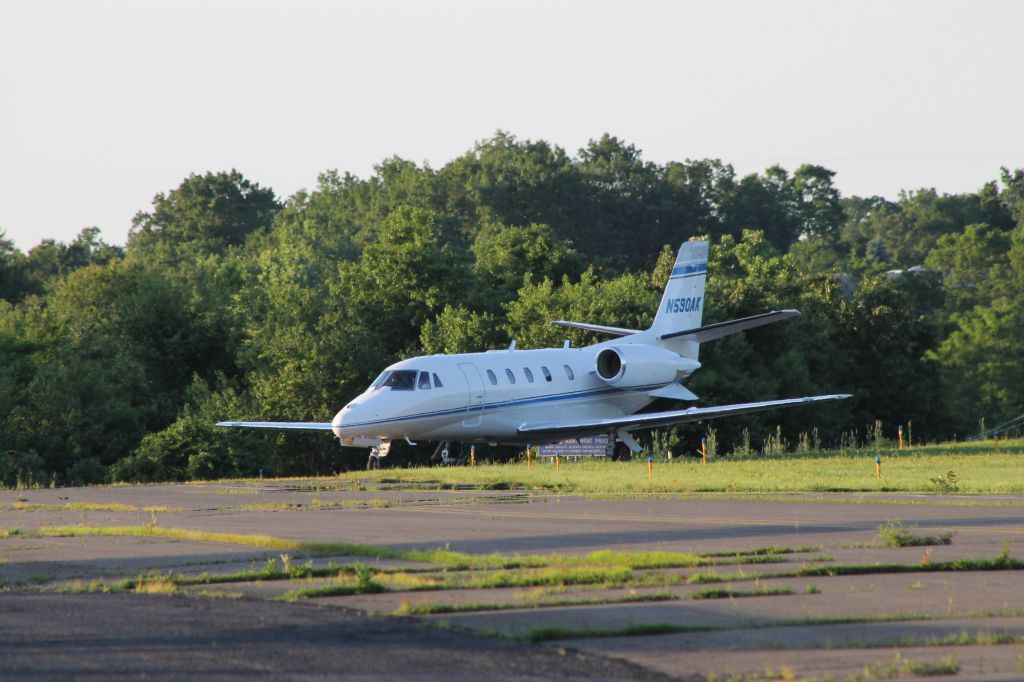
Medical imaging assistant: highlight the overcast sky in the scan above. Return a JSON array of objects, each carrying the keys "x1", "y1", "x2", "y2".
[{"x1": 2, "y1": 0, "x2": 1022, "y2": 251}]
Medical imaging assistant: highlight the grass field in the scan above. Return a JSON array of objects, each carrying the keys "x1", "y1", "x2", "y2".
[{"x1": 336, "y1": 439, "x2": 1024, "y2": 495}]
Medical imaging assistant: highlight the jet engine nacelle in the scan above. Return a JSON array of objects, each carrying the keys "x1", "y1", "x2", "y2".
[{"x1": 594, "y1": 345, "x2": 697, "y2": 388}]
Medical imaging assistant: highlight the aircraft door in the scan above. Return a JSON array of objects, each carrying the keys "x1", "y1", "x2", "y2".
[{"x1": 457, "y1": 362, "x2": 485, "y2": 427}]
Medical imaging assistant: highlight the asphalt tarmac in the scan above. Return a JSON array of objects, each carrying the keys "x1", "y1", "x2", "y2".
[
  {"x1": 2, "y1": 482, "x2": 1023, "y2": 680},
  {"x1": 1, "y1": 592, "x2": 670, "y2": 682}
]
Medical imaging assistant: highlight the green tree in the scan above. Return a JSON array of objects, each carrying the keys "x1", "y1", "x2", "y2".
[
  {"x1": 931, "y1": 299, "x2": 1024, "y2": 435},
  {"x1": 0, "y1": 318, "x2": 148, "y2": 481},
  {"x1": 0, "y1": 227, "x2": 124, "y2": 302},
  {"x1": 128, "y1": 170, "x2": 280, "y2": 259},
  {"x1": 112, "y1": 376, "x2": 276, "y2": 482},
  {"x1": 925, "y1": 222, "x2": 1012, "y2": 314},
  {"x1": 717, "y1": 165, "x2": 844, "y2": 252},
  {"x1": 471, "y1": 222, "x2": 583, "y2": 307},
  {"x1": 832, "y1": 275, "x2": 945, "y2": 440},
  {"x1": 46, "y1": 260, "x2": 226, "y2": 426},
  {"x1": 0, "y1": 232, "x2": 30, "y2": 302},
  {"x1": 439, "y1": 132, "x2": 585, "y2": 245},
  {"x1": 330, "y1": 206, "x2": 472, "y2": 355},
  {"x1": 420, "y1": 305, "x2": 502, "y2": 354},
  {"x1": 504, "y1": 250, "x2": 669, "y2": 350},
  {"x1": 576, "y1": 134, "x2": 667, "y2": 266}
]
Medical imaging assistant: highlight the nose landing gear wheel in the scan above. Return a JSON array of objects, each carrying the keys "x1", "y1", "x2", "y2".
[{"x1": 366, "y1": 441, "x2": 390, "y2": 470}]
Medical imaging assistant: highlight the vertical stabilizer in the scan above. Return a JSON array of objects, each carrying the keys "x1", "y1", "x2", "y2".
[{"x1": 650, "y1": 240, "x2": 708, "y2": 357}]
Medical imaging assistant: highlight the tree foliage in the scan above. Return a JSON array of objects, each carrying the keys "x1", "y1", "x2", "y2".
[{"x1": 1, "y1": 137, "x2": 1022, "y2": 484}]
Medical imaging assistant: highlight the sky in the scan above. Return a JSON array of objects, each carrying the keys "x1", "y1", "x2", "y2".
[{"x1": 2, "y1": 0, "x2": 1023, "y2": 252}]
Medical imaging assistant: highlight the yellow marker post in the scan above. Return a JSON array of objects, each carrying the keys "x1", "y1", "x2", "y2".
[
  {"x1": 527, "y1": 447, "x2": 532, "y2": 470},
  {"x1": 875, "y1": 455, "x2": 881, "y2": 480},
  {"x1": 898, "y1": 425, "x2": 903, "y2": 450},
  {"x1": 701, "y1": 438, "x2": 707, "y2": 465},
  {"x1": 555, "y1": 455, "x2": 560, "y2": 472},
  {"x1": 647, "y1": 454, "x2": 653, "y2": 481},
  {"x1": 470, "y1": 445, "x2": 476, "y2": 467}
]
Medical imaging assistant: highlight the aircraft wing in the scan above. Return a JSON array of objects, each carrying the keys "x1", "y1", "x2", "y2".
[
  {"x1": 517, "y1": 394, "x2": 852, "y2": 439},
  {"x1": 216, "y1": 421, "x2": 334, "y2": 431}
]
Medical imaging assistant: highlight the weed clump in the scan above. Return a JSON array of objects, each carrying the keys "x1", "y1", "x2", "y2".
[
  {"x1": 877, "y1": 520, "x2": 953, "y2": 547},
  {"x1": 930, "y1": 470, "x2": 959, "y2": 493},
  {"x1": 903, "y1": 653, "x2": 959, "y2": 676},
  {"x1": 690, "y1": 586, "x2": 793, "y2": 600},
  {"x1": 353, "y1": 563, "x2": 385, "y2": 593}
]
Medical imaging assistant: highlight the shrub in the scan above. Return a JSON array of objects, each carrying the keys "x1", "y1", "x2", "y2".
[{"x1": 0, "y1": 451, "x2": 45, "y2": 489}]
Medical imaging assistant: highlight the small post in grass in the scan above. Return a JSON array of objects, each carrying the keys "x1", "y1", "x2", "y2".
[
  {"x1": 647, "y1": 454, "x2": 653, "y2": 481},
  {"x1": 527, "y1": 445, "x2": 532, "y2": 470},
  {"x1": 555, "y1": 454, "x2": 560, "y2": 472},
  {"x1": 898, "y1": 425, "x2": 904, "y2": 449},
  {"x1": 875, "y1": 455, "x2": 881, "y2": 479},
  {"x1": 701, "y1": 438, "x2": 707, "y2": 465},
  {"x1": 470, "y1": 445, "x2": 476, "y2": 467}
]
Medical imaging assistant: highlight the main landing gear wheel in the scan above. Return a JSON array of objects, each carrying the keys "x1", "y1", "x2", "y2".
[
  {"x1": 611, "y1": 442, "x2": 632, "y2": 462},
  {"x1": 367, "y1": 450, "x2": 381, "y2": 470}
]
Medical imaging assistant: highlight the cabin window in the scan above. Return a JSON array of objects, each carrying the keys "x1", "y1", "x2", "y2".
[
  {"x1": 505, "y1": 368, "x2": 516, "y2": 384},
  {"x1": 418, "y1": 371, "x2": 432, "y2": 390},
  {"x1": 523, "y1": 367, "x2": 534, "y2": 383},
  {"x1": 433, "y1": 373, "x2": 443, "y2": 388},
  {"x1": 541, "y1": 366, "x2": 552, "y2": 382},
  {"x1": 374, "y1": 370, "x2": 417, "y2": 391},
  {"x1": 486, "y1": 369, "x2": 498, "y2": 385},
  {"x1": 563, "y1": 365, "x2": 575, "y2": 380}
]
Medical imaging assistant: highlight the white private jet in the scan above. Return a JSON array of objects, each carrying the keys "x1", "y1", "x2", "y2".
[{"x1": 219, "y1": 240, "x2": 850, "y2": 467}]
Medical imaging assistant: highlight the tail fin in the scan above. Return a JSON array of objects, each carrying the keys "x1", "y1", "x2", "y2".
[{"x1": 650, "y1": 240, "x2": 708, "y2": 347}]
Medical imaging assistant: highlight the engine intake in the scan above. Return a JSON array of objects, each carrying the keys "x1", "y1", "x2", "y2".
[{"x1": 596, "y1": 348, "x2": 624, "y2": 382}]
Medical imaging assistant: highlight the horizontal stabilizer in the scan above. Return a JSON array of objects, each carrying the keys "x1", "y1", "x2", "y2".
[
  {"x1": 647, "y1": 384, "x2": 699, "y2": 401},
  {"x1": 661, "y1": 309, "x2": 800, "y2": 342},
  {"x1": 217, "y1": 421, "x2": 334, "y2": 431},
  {"x1": 517, "y1": 394, "x2": 852, "y2": 440},
  {"x1": 550, "y1": 320, "x2": 641, "y2": 337}
]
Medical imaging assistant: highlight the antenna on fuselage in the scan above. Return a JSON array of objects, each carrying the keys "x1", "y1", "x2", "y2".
[
  {"x1": 508, "y1": 340, "x2": 516, "y2": 351},
  {"x1": 563, "y1": 340, "x2": 570, "y2": 348}
]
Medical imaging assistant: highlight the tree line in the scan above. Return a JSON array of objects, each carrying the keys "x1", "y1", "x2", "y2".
[{"x1": 2, "y1": 132, "x2": 1022, "y2": 485}]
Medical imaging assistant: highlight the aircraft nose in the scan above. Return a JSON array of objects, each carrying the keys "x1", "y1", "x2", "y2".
[{"x1": 332, "y1": 404, "x2": 353, "y2": 438}]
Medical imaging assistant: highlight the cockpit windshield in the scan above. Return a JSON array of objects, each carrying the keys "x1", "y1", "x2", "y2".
[{"x1": 370, "y1": 370, "x2": 418, "y2": 391}]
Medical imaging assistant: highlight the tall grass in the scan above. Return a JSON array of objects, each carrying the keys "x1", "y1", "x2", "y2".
[{"x1": 337, "y1": 439, "x2": 1024, "y2": 494}]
